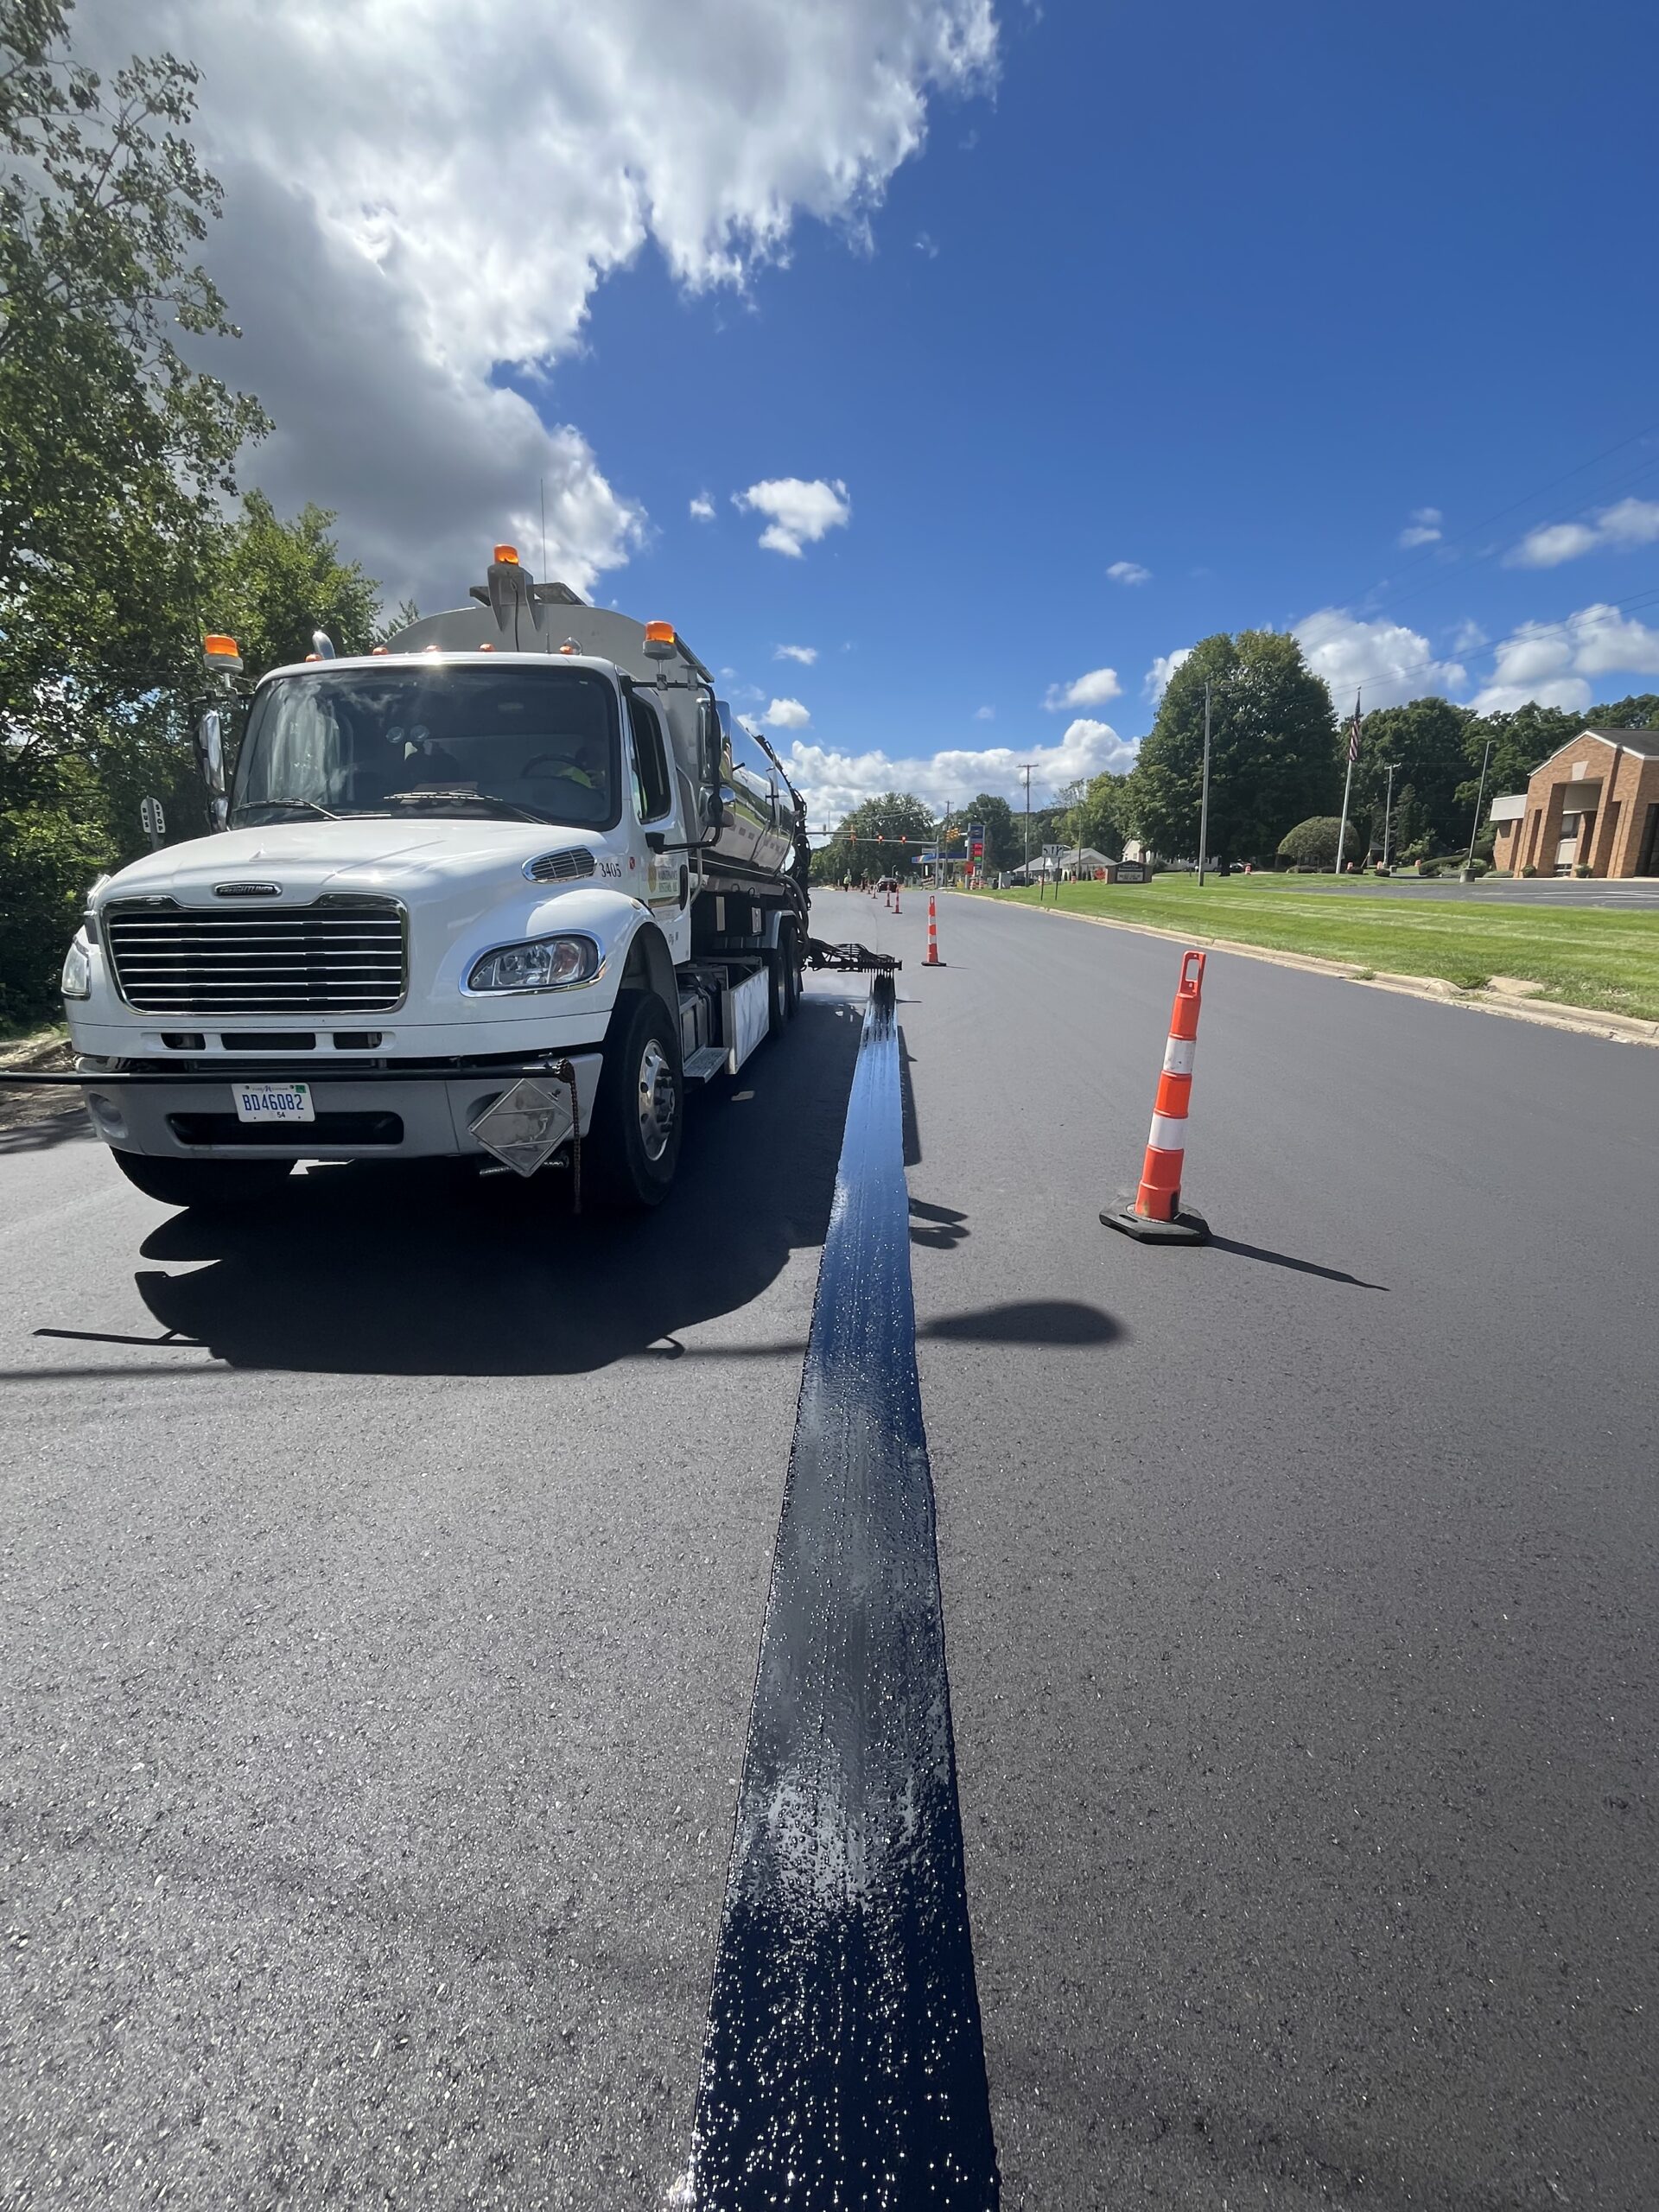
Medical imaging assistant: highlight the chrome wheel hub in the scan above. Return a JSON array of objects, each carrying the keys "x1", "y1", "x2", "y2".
[{"x1": 636, "y1": 1038, "x2": 676, "y2": 1162}]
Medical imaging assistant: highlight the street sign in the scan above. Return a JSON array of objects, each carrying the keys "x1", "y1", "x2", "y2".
[
  {"x1": 140, "y1": 796, "x2": 166, "y2": 849},
  {"x1": 1041, "y1": 842, "x2": 1061, "y2": 859}
]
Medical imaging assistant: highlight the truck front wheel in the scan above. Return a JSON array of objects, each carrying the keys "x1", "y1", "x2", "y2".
[
  {"x1": 588, "y1": 989, "x2": 683, "y2": 1209},
  {"x1": 111, "y1": 1151, "x2": 294, "y2": 1211}
]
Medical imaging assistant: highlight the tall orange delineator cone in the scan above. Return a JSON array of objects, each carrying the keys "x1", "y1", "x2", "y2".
[
  {"x1": 924, "y1": 894, "x2": 944, "y2": 966},
  {"x1": 1102, "y1": 949, "x2": 1210, "y2": 1244},
  {"x1": 893, "y1": 885, "x2": 901, "y2": 914}
]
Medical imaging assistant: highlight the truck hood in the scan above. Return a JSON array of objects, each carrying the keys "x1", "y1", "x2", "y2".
[{"x1": 96, "y1": 819, "x2": 605, "y2": 906}]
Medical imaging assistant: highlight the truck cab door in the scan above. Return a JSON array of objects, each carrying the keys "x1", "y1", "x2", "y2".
[{"x1": 627, "y1": 694, "x2": 692, "y2": 961}]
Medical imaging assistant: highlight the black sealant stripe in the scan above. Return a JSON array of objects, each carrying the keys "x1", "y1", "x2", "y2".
[{"x1": 690, "y1": 974, "x2": 1001, "y2": 2209}]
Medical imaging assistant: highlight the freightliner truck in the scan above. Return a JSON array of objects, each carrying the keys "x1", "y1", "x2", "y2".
[{"x1": 59, "y1": 548, "x2": 817, "y2": 1211}]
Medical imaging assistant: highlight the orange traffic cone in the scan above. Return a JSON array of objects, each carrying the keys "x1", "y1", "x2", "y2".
[
  {"x1": 893, "y1": 885, "x2": 901, "y2": 914},
  {"x1": 1102, "y1": 950, "x2": 1210, "y2": 1244},
  {"x1": 924, "y1": 895, "x2": 944, "y2": 966}
]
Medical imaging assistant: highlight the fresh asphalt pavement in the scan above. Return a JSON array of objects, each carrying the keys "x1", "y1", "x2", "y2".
[{"x1": 3, "y1": 888, "x2": 1656, "y2": 2209}]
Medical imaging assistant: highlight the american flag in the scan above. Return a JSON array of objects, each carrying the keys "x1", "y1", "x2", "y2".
[{"x1": 1347, "y1": 691, "x2": 1363, "y2": 763}]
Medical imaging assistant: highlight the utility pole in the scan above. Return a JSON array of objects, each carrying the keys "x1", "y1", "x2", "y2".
[
  {"x1": 1197, "y1": 680, "x2": 1213, "y2": 887},
  {"x1": 1020, "y1": 764, "x2": 1034, "y2": 880},
  {"x1": 1382, "y1": 761, "x2": 1400, "y2": 869},
  {"x1": 1464, "y1": 737, "x2": 1494, "y2": 877},
  {"x1": 1335, "y1": 688, "x2": 1359, "y2": 877}
]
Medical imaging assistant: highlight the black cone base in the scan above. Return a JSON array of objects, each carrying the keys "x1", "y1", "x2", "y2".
[{"x1": 1101, "y1": 1203, "x2": 1210, "y2": 1245}]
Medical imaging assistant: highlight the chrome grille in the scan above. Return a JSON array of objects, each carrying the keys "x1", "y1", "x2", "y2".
[
  {"x1": 524, "y1": 847, "x2": 596, "y2": 883},
  {"x1": 103, "y1": 898, "x2": 406, "y2": 1015}
]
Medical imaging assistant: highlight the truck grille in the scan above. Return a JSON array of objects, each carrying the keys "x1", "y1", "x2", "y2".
[{"x1": 103, "y1": 898, "x2": 406, "y2": 1015}]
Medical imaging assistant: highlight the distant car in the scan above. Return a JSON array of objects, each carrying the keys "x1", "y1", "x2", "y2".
[{"x1": 876, "y1": 875, "x2": 899, "y2": 893}]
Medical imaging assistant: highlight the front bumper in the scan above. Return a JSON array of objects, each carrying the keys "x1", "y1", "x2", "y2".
[{"x1": 80, "y1": 1057, "x2": 604, "y2": 1162}]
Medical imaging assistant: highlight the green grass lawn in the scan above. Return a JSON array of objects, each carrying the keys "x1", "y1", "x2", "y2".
[{"x1": 976, "y1": 878, "x2": 1659, "y2": 1024}]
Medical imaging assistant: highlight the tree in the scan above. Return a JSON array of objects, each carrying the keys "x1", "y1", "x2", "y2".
[
  {"x1": 1128, "y1": 631, "x2": 1338, "y2": 866},
  {"x1": 213, "y1": 493, "x2": 383, "y2": 679},
  {"x1": 810, "y1": 791, "x2": 936, "y2": 884},
  {"x1": 953, "y1": 791, "x2": 1016, "y2": 873},
  {"x1": 1278, "y1": 816, "x2": 1360, "y2": 869},
  {"x1": 0, "y1": 0, "x2": 268, "y2": 1027},
  {"x1": 1349, "y1": 696, "x2": 1473, "y2": 856}
]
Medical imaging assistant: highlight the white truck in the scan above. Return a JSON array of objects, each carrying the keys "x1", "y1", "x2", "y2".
[{"x1": 59, "y1": 546, "x2": 829, "y2": 1211}]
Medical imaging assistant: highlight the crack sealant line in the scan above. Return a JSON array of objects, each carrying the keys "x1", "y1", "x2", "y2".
[{"x1": 684, "y1": 970, "x2": 1001, "y2": 2210}]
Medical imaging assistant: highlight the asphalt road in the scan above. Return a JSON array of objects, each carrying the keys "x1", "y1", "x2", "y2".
[{"x1": 3, "y1": 889, "x2": 1656, "y2": 2209}]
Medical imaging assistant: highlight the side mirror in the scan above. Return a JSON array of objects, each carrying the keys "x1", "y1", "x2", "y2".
[
  {"x1": 705, "y1": 787, "x2": 725, "y2": 830},
  {"x1": 197, "y1": 708, "x2": 229, "y2": 830}
]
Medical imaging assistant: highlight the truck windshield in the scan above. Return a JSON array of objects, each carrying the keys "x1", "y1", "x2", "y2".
[{"x1": 231, "y1": 664, "x2": 621, "y2": 830}]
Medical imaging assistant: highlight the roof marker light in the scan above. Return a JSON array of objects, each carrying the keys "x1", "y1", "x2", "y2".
[
  {"x1": 479, "y1": 641, "x2": 496, "y2": 651},
  {"x1": 372, "y1": 645, "x2": 391, "y2": 655},
  {"x1": 644, "y1": 620, "x2": 674, "y2": 644},
  {"x1": 202, "y1": 633, "x2": 242, "y2": 671},
  {"x1": 493, "y1": 543, "x2": 519, "y2": 564}
]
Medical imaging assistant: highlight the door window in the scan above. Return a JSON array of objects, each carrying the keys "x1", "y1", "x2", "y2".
[{"x1": 629, "y1": 697, "x2": 674, "y2": 823}]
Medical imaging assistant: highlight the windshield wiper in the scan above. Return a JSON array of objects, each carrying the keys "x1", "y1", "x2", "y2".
[
  {"x1": 380, "y1": 789, "x2": 553, "y2": 823},
  {"x1": 236, "y1": 798, "x2": 344, "y2": 823}
]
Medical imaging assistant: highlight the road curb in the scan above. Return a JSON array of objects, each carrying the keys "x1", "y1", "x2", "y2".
[{"x1": 954, "y1": 893, "x2": 1659, "y2": 1048}]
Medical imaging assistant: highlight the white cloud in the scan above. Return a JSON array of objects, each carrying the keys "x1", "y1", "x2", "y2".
[
  {"x1": 1143, "y1": 647, "x2": 1192, "y2": 702},
  {"x1": 784, "y1": 720, "x2": 1139, "y2": 822},
  {"x1": 1292, "y1": 608, "x2": 1465, "y2": 710},
  {"x1": 1044, "y1": 665, "x2": 1122, "y2": 710},
  {"x1": 1106, "y1": 560, "x2": 1150, "y2": 585},
  {"x1": 1469, "y1": 601, "x2": 1659, "y2": 713},
  {"x1": 1397, "y1": 505, "x2": 1443, "y2": 549},
  {"x1": 763, "y1": 696, "x2": 812, "y2": 728},
  {"x1": 1507, "y1": 497, "x2": 1659, "y2": 569},
  {"x1": 1452, "y1": 618, "x2": 1487, "y2": 655},
  {"x1": 733, "y1": 477, "x2": 853, "y2": 558},
  {"x1": 689, "y1": 493, "x2": 715, "y2": 521},
  {"x1": 915, "y1": 231, "x2": 939, "y2": 257},
  {"x1": 774, "y1": 643, "x2": 818, "y2": 664},
  {"x1": 77, "y1": 0, "x2": 995, "y2": 604},
  {"x1": 973, "y1": 704, "x2": 995, "y2": 721}
]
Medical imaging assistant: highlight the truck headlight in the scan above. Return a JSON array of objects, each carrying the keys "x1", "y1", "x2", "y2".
[
  {"x1": 61, "y1": 935, "x2": 92, "y2": 1000},
  {"x1": 466, "y1": 933, "x2": 600, "y2": 994}
]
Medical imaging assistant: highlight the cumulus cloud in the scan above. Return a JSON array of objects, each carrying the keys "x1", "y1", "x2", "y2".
[
  {"x1": 763, "y1": 696, "x2": 812, "y2": 728},
  {"x1": 1292, "y1": 608, "x2": 1465, "y2": 709},
  {"x1": 973, "y1": 704, "x2": 995, "y2": 720},
  {"x1": 1397, "y1": 506, "x2": 1443, "y2": 549},
  {"x1": 1106, "y1": 560, "x2": 1150, "y2": 585},
  {"x1": 1044, "y1": 665, "x2": 1122, "y2": 710},
  {"x1": 689, "y1": 493, "x2": 716, "y2": 521},
  {"x1": 1143, "y1": 647, "x2": 1192, "y2": 703},
  {"x1": 1507, "y1": 497, "x2": 1659, "y2": 569},
  {"x1": 784, "y1": 720, "x2": 1138, "y2": 822},
  {"x1": 1469, "y1": 601, "x2": 1659, "y2": 714},
  {"x1": 77, "y1": 0, "x2": 995, "y2": 603},
  {"x1": 774, "y1": 643, "x2": 818, "y2": 664},
  {"x1": 734, "y1": 477, "x2": 853, "y2": 557}
]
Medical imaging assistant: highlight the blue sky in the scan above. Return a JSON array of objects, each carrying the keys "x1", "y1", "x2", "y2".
[{"x1": 105, "y1": 0, "x2": 1659, "y2": 819}]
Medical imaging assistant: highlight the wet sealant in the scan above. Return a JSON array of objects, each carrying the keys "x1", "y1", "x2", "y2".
[{"x1": 690, "y1": 975, "x2": 1000, "y2": 2209}]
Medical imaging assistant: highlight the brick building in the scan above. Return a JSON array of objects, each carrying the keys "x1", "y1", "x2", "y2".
[{"x1": 1490, "y1": 728, "x2": 1659, "y2": 877}]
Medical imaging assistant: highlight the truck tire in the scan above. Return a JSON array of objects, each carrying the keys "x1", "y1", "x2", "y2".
[
  {"x1": 111, "y1": 1151, "x2": 294, "y2": 1211},
  {"x1": 588, "y1": 989, "x2": 683, "y2": 1209},
  {"x1": 766, "y1": 922, "x2": 801, "y2": 1038}
]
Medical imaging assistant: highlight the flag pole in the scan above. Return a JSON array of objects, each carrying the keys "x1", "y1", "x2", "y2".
[{"x1": 1334, "y1": 688, "x2": 1360, "y2": 875}]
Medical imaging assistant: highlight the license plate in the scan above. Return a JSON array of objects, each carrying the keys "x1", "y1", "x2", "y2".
[{"x1": 233, "y1": 1081, "x2": 315, "y2": 1124}]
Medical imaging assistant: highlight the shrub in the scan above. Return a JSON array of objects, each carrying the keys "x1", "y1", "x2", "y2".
[
  {"x1": 1521, "y1": 864, "x2": 1537, "y2": 877},
  {"x1": 0, "y1": 807, "x2": 111, "y2": 1031},
  {"x1": 1573, "y1": 863, "x2": 1592, "y2": 877},
  {"x1": 1276, "y1": 816, "x2": 1360, "y2": 869}
]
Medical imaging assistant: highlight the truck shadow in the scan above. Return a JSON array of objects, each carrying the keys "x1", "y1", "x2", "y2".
[{"x1": 127, "y1": 997, "x2": 868, "y2": 1376}]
